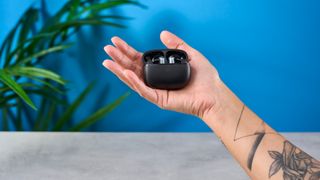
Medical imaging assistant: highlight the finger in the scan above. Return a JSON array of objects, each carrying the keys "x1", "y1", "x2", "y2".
[
  {"x1": 102, "y1": 60, "x2": 135, "y2": 90},
  {"x1": 123, "y1": 69, "x2": 157, "y2": 103},
  {"x1": 104, "y1": 45, "x2": 130, "y2": 68},
  {"x1": 111, "y1": 36, "x2": 142, "y2": 61},
  {"x1": 160, "y1": 30, "x2": 195, "y2": 53},
  {"x1": 104, "y1": 45, "x2": 142, "y2": 76}
]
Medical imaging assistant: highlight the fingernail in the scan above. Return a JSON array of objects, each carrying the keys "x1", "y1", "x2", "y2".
[
  {"x1": 104, "y1": 45, "x2": 112, "y2": 52},
  {"x1": 102, "y1": 60, "x2": 109, "y2": 67},
  {"x1": 111, "y1": 37, "x2": 116, "y2": 44},
  {"x1": 111, "y1": 36, "x2": 119, "y2": 42},
  {"x1": 162, "y1": 30, "x2": 172, "y2": 35}
]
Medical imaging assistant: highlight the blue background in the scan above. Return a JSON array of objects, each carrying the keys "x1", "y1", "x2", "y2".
[{"x1": 1, "y1": 0, "x2": 320, "y2": 132}]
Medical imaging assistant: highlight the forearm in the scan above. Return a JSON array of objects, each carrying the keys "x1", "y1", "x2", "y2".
[{"x1": 202, "y1": 81, "x2": 320, "y2": 179}]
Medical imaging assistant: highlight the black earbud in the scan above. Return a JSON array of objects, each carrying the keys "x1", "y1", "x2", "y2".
[
  {"x1": 168, "y1": 54, "x2": 182, "y2": 64},
  {"x1": 142, "y1": 49, "x2": 191, "y2": 90},
  {"x1": 152, "y1": 55, "x2": 166, "y2": 64}
]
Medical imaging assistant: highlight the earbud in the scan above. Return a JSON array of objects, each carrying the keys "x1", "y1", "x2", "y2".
[
  {"x1": 168, "y1": 55, "x2": 182, "y2": 64},
  {"x1": 152, "y1": 55, "x2": 166, "y2": 64},
  {"x1": 148, "y1": 53, "x2": 184, "y2": 65}
]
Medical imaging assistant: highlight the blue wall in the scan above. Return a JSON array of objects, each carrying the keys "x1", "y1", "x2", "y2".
[{"x1": 1, "y1": 0, "x2": 320, "y2": 132}]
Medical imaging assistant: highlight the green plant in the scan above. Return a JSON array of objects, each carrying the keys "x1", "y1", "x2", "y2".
[{"x1": 0, "y1": 0, "x2": 144, "y2": 131}]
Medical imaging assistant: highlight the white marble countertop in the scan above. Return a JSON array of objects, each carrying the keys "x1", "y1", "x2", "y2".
[{"x1": 0, "y1": 133, "x2": 319, "y2": 180}]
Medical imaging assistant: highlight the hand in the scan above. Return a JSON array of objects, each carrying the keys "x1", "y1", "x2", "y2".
[{"x1": 103, "y1": 30, "x2": 222, "y2": 119}]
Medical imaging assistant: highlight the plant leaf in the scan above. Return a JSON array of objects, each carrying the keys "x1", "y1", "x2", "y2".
[
  {"x1": 0, "y1": 82, "x2": 63, "y2": 95},
  {"x1": 82, "y1": 0, "x2": 146, "y2": 13},
  {"x1": 9, "y1": 66, "x2": 66, "y2": 85},
  {"x1": 14, "y1": 43, "x2": 72, "y2": 66},
  {"x1": 87, "y1": 15, "x2": 134, "y2": 20},
  {"x1": 0, "y1": 11, "x2": 23, "y2": 62},
  {"x1": 0, "y1": 87, "x2": 67, "y2": 106},
  {"x1": 1, "y1": 7, "x2": 39, "y2": 67},
  {"x1": 49, "y1": 19, "x2": 126, "y2": 31},
  {"x1": 43, "y1": 0, "x2": 77, "y2": 27},
  {"x1": 0, "y1": 70, "x2": 37, "y2": 110},
  {"x1": 24, "y1": 89, "x2": 67, "y2": 105},
  {"x1": 52, "y1": 82, "x2": 95, "y2": 131},
  {"x1": 6, "y1": 32, "x2": 56, "y2": 64},
  {"x1": 60, "y1": 0, "x2": 81, "y2": 40},
  {"x1": 1, "y1": 108, "x2": 9, "y2": 131},
  {"x1": 16, "y1": 99, "x2": 23, "y2": 131},
  {"x1": 23, "y1": 77, "x2": 64, "y2": 94},
  {"x1": 0, "y1": 102, "x2": 18, "y2": 108},
  {"x1": 16, "y1": 9, "x2": 39, "y2": 47},
  {"x1": 33, "y1": 98, "x2": 48, "y2": 131},
  {"x1": 40, "y1": 101, "x2": 56, "y2": 131},
  {"x1": 70, "y1": 92, "x2": 130, "y2": 131}
]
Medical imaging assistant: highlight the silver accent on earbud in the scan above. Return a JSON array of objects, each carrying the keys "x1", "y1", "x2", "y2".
[
  {"x1": 168, "y1": 55, "x2": 183, "y2": 64},
  {"x1": 159, "y1": 56, "x2": 165, "y2": 64},
  {"x1": 168, "y1": 56, "x2": 175, "y2": 64},
  {"x1": 152, "y1": 55, "x2": 165, "y2": 64}
]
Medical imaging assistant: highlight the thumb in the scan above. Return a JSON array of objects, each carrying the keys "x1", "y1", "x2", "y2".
[{"x1": 160, "y1": 30, "x2": 195, "y2": 53}]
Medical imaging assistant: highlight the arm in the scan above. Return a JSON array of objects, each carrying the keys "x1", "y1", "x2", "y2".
[
  {"x1": 203, "y1": 81, "x2": 320, "y2": 179},
  {"x1": 102, "y1": 30, "x2": 320, "y2": 179}
]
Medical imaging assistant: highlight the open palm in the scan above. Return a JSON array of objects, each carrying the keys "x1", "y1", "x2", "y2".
[{"x1": 103, "y1": 30, "x2": 222, "y2": 118}]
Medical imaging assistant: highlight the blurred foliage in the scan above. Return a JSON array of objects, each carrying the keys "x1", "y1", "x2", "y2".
[{"x1": 0, "y1": 0, "x2": 144, "y2": 131}]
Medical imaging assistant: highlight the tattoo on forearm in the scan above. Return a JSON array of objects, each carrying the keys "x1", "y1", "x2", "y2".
[
  {"x1": 230, "y1": 104, "x2": 319, "y2": 178},
  {"x1": 233, "y1": 104, "x2": 276, "y2": 170},
  {"x1": 233, "y1": 104, "x2": 245, "y2": 141},
  {"x1": 247, "y1": 132, "x2": 265, "y2": 170},
  {"x1": 268, "y1": 140, "x2": 320, "y2": 179}
]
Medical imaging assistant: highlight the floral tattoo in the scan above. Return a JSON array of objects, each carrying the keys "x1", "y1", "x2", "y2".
[{"x1": 268, "y1": 140, "x2": 320, "y2": 180}]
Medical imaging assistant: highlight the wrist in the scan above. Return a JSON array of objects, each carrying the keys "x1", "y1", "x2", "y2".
[{"x1": 201, "y1": 80, "x2": 244, "y2": 137}]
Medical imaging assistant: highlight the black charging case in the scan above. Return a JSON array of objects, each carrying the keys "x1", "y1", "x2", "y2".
[{"x1": 142, "y1": 49, "x2": 191, "y2": 90}]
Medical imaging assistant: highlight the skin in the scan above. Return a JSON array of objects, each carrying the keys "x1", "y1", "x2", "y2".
[{"x1": 102, "y1": 30, "x2": 320, "y2": 179}]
